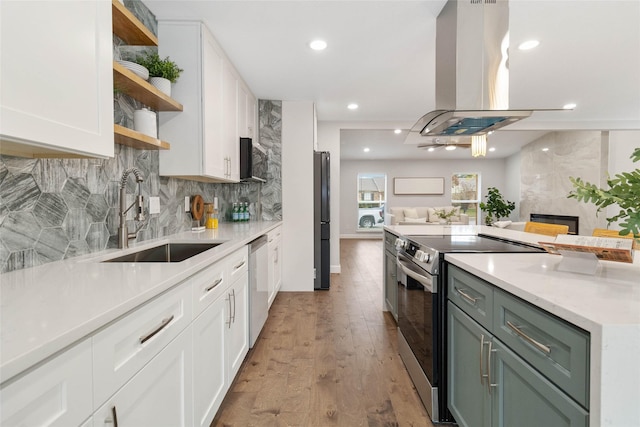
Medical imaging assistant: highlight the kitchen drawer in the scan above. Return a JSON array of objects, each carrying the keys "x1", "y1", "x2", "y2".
[
  {"x1": 192, "y1": 257, "x2": 228, "y2": 317},
  {"x1": 493, "y1": 289, "x2": 590, "y2": 409},
  {"x1": 1, "y1": 338, "x2": 92, "y2": 427},
  {"x1": 227, "y1": 246, "x2": 248, "y2": 283},
  {"x1": 448, "y1": 264, "x2": 494, "y2": 331},
  {"x1": 92, "y1": 283, "x2": 193, "y2": 407}
]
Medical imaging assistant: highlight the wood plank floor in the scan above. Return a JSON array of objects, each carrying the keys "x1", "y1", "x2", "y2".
[{"x1": 213, "y1": 238, "x2": 434, "y2": 427}]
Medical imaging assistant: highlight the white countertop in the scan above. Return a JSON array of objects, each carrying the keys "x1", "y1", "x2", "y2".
[
  {"x1": 0, "y1": 220, "x2": 281, "y2": 384},
  {"x1": 386, "y1": 223, "x2": 640, "y2": 426}
]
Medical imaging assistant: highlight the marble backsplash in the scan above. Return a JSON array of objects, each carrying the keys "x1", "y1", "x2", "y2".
[{"x1": 519, "y1": 130, "x2": 608, "y2": 235}]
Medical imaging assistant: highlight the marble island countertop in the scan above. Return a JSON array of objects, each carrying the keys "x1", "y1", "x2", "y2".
[
  {"x1": 385, "y1": 223, "x2": 640, "y2": 426},
  {"x1": 0, "y1": 220, "x2": 281, "y2": 384}
]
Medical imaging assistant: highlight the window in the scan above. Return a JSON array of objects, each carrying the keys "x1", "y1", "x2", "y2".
[
  {"x1": 357, "y1": 173, "x2": 386, "y2": 231},
  {"x1": 451, "y1": 173, "x2": 480, "y2": 224}
]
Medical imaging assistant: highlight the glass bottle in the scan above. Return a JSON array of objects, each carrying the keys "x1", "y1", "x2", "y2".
[
  {"x1": 232, "y1": 202, "x2": 238, "y2": 222},
  {"x1": 205, "y1": 203, "x2": 215, "y2": 229}
]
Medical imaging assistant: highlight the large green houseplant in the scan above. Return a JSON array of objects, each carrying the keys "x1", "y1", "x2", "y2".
[
  {"x1": 568, "y1": 147, "x2": 640, "y2": 238},
  {"x1": 479, "y1": 187, "x2": 516, "y2": 226}
]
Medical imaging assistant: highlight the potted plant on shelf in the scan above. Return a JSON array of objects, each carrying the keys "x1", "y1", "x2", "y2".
[
  {"x1": 568, "y1": 147, "x2": 640, "y2": 241},
  {"x1": 479, "y1": 187, "x2": 515, "y2": 226},
  {"x1": 135, "y1": 52, "x2": 183, "y2": 97}
]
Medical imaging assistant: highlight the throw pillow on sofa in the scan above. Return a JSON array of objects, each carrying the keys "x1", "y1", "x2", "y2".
[
  {"x1": 403, "y1": 217, "x2": 428, "y2": 223},
  {"x1": 403, "y1": 208, "x2": 419, "y2": 219}
]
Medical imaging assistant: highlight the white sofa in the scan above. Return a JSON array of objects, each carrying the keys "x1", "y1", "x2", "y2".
[{"x1": 388, "y1": 206, "x2": 469, "y2": 225}]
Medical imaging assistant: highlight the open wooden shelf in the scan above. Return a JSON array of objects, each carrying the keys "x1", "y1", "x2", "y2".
[
  {"x1": 113, "y1": 61, "x2": 183, "y2": 111},
  {"x1": 112, "y1": 0, "x2": 158, "y2": 46},
  {"x1": 114, "y1": 124, "x2": 171, "y2": 150}
]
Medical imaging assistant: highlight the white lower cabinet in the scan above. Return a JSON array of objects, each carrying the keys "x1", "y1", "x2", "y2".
[
  {"x1": 193, "y1": 295, "x2": 227, "y2": 427},
  {"x1": 93, "y1": 328, "x2": 193, "y2": 427},
  {"x1": 1, "y1": 244, "x2": 253, "y2": 427},
  {"x1": 267, "y1": 226, "x2": 282, "y2": 307},
  {"x1": 226, "y1": 271, "x2": 249, "y2": 382},
  {"x1": 193, "y1": 264, "x2": 249, "y2": 427},
  {"x1": 0, "y1": 338, "x2": 93, "y2": 427},
  {"x1": 92, "y1": 283, "x2": 193, "y2": 408}
]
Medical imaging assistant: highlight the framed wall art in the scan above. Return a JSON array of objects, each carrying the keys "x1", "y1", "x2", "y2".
[{"x1": 393, "y1": 177, "x2": 444, "y2": 195}]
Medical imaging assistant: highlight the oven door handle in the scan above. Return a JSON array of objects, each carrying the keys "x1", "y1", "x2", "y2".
[{"x1": 397, "y1": 256, "x2": 436, "y2": 293}]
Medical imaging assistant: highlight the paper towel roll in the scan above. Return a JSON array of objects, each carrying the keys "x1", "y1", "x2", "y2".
[{"x1": 133, "y1": 108, "x2": 157, "y2": 138}]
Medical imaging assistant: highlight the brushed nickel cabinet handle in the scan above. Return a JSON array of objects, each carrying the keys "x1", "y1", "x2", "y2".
[
  {"x1": 139, "y1": 315, "x2": 174, "y2": 344},
  {"x1": 111, "y1": 405, "x2": 119, "y2": 427},
  {"x1": 488, "y1": 341, "x2": 497, "y2": 394},
  {"x1": 227, "y1": 295, "x2": 232, "y2": 328},
  {"x1": 506, "y1": 320, "x2": 551, "y2": 355},
  {"x1": 456, "y1": 287, "x2": 478, "y2": 305},
  {"x1": 479, "y1": 334, "x2": 486, "y2": 385},
  {"x1": 231, "y1": 288, "x2": 236, "y2": 323},
  {"x1": 205, "y1": 278, "x2": 223, "y2": 293},
  {"x1": 233, "y1": 260, "x2": 246, "y2": 270}
]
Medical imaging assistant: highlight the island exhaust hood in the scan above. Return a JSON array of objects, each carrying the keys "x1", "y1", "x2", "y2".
[{"x1": 409, "y1": 0, "x2": 532, "y2": 140}]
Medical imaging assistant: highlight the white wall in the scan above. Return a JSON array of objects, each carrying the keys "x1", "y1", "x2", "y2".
[
  {"x1": 281, "y1": 101, "x2": 315, "y2": 291},
  {"x1": 316, "y1": 120, "x2": 413, "y2": 273},
  {"x1": 340, "y1": 158, "x2": 508, "y2": 235}
]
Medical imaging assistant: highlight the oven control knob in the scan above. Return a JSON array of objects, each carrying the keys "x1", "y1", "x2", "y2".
[{"x1": 415, "y1": 250, "x2": 431, "y2": 263}]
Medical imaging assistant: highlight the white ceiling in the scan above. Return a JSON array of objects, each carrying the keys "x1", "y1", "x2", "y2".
[{"x1": 145, "y1": 0, "x2": 640, "y2": 160}]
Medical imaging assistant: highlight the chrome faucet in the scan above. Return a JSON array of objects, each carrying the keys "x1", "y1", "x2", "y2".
[{"x1": 118, "y1": 167, "x2": 146, "y2": 249}]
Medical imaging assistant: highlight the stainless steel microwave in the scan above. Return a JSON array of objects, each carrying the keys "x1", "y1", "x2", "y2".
[{"x1": 240, "y1": 137, "x2": 267, "y2": 183}]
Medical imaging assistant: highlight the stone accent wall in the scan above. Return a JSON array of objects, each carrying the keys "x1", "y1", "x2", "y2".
[
  {"x1": 0, "y1": 0, "x2": 282, "y2": 273},
  {"x1": 519, "y1": 130, "x2": 609, "y2": 235}
]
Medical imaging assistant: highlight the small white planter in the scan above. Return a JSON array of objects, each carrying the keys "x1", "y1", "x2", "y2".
[
  {"x1": 149, "y1": 77, "x2": 171, "y2": 97},
  {"x1": 133, "y1": 108, "x2": 157, "y2": 138}
]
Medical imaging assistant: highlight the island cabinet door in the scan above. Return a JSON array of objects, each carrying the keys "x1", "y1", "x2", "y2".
[
  {"x1": 490, "y1": 339, "x2": 589, "y2": 427},
  {"x1": 448, "y1": 302, "x2": 491, "y2": 427},
  {"x1": 93, "y1": 328, "x2": 193, "y2": 427},
  {"x1": 384, "y1": 248, "x2": 398, "y2": 320}
]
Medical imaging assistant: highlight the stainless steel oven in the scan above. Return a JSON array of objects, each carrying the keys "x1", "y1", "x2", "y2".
[
  {"x1": 395, "y1": 234, "x2": 545, "y2": 424},
  {"x1": 397, "y1": 250, "x2": 440, "y2": 421}
]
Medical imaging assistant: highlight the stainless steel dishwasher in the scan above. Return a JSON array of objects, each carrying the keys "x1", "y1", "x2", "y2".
[{"x1": 249, "y1": 235, "x2": 269, "y2": 347}]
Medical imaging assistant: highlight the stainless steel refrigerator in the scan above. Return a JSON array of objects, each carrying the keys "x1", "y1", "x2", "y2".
[{"x1": 314, "y1": 151, "x2": 330, "y2": 290}]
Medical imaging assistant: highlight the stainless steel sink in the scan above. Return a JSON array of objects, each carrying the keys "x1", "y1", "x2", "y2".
[{"x1": 103, "y1": 243, "x2": 222, "y2": 263}]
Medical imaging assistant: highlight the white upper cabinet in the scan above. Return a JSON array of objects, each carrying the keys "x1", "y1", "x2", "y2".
[
  {"x1": 0, "y1": 0, "x2": 114, "y2": 158},
  {"x1": 158, "y1": 21, "x2": 255, "y2": 182},
  {"x1": 237, "y1": 81, "x2": 257, "y2": 139}
]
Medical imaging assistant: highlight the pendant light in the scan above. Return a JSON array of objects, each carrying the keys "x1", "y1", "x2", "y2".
[{"x1": 471, "y1": 134, "x2": 487, "y2": 157}]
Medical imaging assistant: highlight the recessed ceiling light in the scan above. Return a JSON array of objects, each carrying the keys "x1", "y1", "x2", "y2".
[
  {"x1": 309, "y1": 40, "x2": 327, "y2": 51},
  {"x1": 427, "y1": 147, "x2": 435, "y2": 152},
  {"x1": 563, "y1": 103, "x2": 577, "y2": 110},
  {"x1": 363, "y1": 147, "x2": 370, "y2": 153},
  {"x1": 394, "y1": 129, "x2": 402, "y2": 134},
  {"x1": 518, "y1": 40, "x2": 540, "y2": 50},
  {"x1": 489, "y1": 147, "x2": 496, "y2": 152},
  {"x1": 542, "y1": 147, "x2": 549, "y2": 152},
  {"x1": 347, "y1": 103, "x2": 358, "y2": 110},
  {"x1": 445, "y1": 146, "x2": 456, "y2": 151}
]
